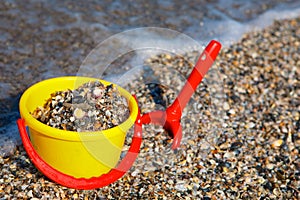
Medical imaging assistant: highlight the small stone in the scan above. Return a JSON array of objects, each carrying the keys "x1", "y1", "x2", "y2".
[
  {"x1": 165, "y1": 54, "x2": 172, "y2": 59},
  {"x1": 228, "y1": 109, "x2": 236, "y2": 115},
  {"x1": 105, "y1": 110, "x2": 111, "y2": 117},
  {"x1": 224, "y1": 151, "x2": 235, "y2": 159},
  {"x1": 131, "y1": 170, "x2": 139, "y2": 176},
  {"x1": 139, "y1": 188, "x2": 146, "y2": 195},
  {"x1": 74, "y1": 108, "x2": 85, "y2": 119},
  {"x1": 175, "y1": 182, "x2": 186, "y2": 192},
  {"x1": 55, "y1": 95, "x2": 62, "y2": 101},
  {"x1": 247, "y1": 122, "x2": 255, "y2": 128},
  {"x1": 245, "y1": 177, "x2": 252, "y2": 184},
  {"x1": 223, "y1": 102, "x2": 230, "y2": 110},
  {"x1": 27, "y1": 190, "x2": 33, "y2": 198},
  {"x1": 93, "y1": 88, "x2": 103, "y2": 98},
  {"x1": 21, "y1": 185, "x2": 28, "y2": 190},
  {"x1": 9, "y1": 164, "x2": 16, "y2": 170},
  {"x1": 222, "y1": 166, "x2": 229, "y2": 172},
  {"x1": 271, "y1": 139, "x2": 283, "y2": 148},
  {"x1": 26, "y1": 173, "x2": 32, "y2": 179},
  {"x1": 266, "y1": 163, "x2": 274, "y2": 170},
  {"x1": 70, "y1": 116, "x2": 75, "y2": 122}
]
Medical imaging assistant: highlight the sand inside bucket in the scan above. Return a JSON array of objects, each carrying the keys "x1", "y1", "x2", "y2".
[{"x1": 31, "y1": 80, "x2": 130, "y2": 132}]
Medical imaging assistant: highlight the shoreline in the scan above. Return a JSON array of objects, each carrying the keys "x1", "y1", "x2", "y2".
[{"x1": 1, "y1": 16, "x2": 299, "y2": 199}]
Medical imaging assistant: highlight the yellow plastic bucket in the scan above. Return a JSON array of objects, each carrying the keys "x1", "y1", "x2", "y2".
[{"x1": 19, "y1": 76, "x2": 138, "y2": 178}]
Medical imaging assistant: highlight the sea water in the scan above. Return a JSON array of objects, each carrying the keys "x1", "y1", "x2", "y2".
[{"x1": 1, "y1": 0, "x2": 300, "y2": 156}]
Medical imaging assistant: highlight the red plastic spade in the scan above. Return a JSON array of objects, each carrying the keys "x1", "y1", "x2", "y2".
[{"x1": 141, "y1": 40, "x2": 222, "y2": 149}]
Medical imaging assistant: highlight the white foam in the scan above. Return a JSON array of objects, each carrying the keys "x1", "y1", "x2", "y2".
[
  {"x1": 0, "y1": 83, "x2": 12, "y2": 99},
  {"x1": 250, "y1": 5, "x2": 300, "y2": 29},
  {"x1": 0, "y1": 115, "x2": 21, "y2": 157},
  {"x1": 195, "y1": 3, "x2": 300, "y2": 46},
  {"x1": 78, "y1": 27, "x2": 204, "y2": 80}
]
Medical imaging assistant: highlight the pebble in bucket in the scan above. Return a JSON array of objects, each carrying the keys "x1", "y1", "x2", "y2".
[{"x1": 17, "y1": 40, "x2": 222, "y2": 189}]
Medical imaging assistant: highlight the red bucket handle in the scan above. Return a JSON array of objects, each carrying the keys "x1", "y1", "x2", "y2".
[{"x1": 17, "y1": 103, "x2": 143, "y2": 190}]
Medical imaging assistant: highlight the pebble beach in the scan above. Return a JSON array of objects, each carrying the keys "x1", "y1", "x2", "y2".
[{"x1": 1, "y1": 1, "x2": 300, "y2": 199}]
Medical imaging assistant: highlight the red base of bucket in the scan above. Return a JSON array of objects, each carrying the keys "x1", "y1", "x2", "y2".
[{"x1": 17, "y1": 108, "x2": 143, "y2": 190}]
